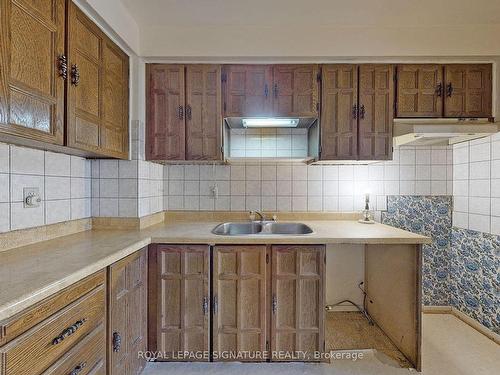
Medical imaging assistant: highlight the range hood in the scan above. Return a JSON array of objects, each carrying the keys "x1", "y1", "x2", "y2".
[
  {"x1": 225, "y1": 117, "x2": 317, "y2": 129},
  {"x1": 393, "y1": 118, "x2": 499, "y2": 146}
]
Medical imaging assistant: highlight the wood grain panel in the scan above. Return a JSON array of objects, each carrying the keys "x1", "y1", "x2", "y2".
[
  {"x1": 146, "y1": 64, "x2": 186, "y2": 160},
  {"x1": 185, "y1": 65, "x2": 222, "y2": 160},
  {"x1": 273, "y1": 65, "x2": 319, "y2": 117},
  {"x1": 365, "y1": 244, "x2": 422, "y2": 371},
  {"x1": 444, "y1": 64, "x2": 492, "y2": 118},
  {"x1": 66, "y1": 1, "x2": 103, "y2": 153},
  {"x1": 108, "y1": 248, "x2": 148, "y2": 375},
  {"x1": 0, "y1": 285, "x2": 105, "y2": 375},
  {"x1": 213, "y1": 245, "x2": 267, "y2": 361},
  {"x1": 223, "y1": 65, "x2": 273, "y2": 117},
  {"x1": 271, "y1": 245, "x2": 325, "y2": 361},
  {"x1": 101, "y1": 37, "x2": 129, "y2": 158},
  {"x1": 358, "y1": 64, "x2": 394, "y2": 160},
  {"x1": 396, "y1": 64, "x2": 443, "y2": 117},
  {"x1": 320, "y1": 65, "x2": 358, "y2": 160},
  {"x1": 0, "y1": 0, "x2": 65, "y2": 144},
  {"x1": 155, "y1": 245, "x2": 209, "y2": 361}
]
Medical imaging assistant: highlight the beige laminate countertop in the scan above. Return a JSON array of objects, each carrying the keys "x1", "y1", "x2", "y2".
[{"x1": 0, "y1": 220, "x2": 429, "y2": 321}]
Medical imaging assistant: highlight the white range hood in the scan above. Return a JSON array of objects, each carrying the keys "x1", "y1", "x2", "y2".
[{"x1": 393, "y1": 118, "x2": 499, "y2": 147}]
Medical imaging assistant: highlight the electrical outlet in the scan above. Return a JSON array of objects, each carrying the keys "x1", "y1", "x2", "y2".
[
  {"x1": 210, "y1": 184, "x2": 219, "y2": 199},
  {"x1": 23, "y1": 187, "x2": 41, "y2": 208}
]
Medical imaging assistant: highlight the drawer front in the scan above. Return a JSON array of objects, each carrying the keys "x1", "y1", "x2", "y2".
[
  {"x1": 42, "y1": 324, "x2": 105, "y2": 375},
  {"x1": 0, "y1": 285, "x2": 105, "y2": 375},
  {"x1": 0, "y1": 271, "x2": 105, "y2": 346}
]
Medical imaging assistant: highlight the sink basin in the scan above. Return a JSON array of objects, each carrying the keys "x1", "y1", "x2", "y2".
[
  {"x1": 212, "y1": 222, "x2": 313, "y2": 236},
  {"x1": 212, "y1": 222, "x2": 262, "y2": 235}
]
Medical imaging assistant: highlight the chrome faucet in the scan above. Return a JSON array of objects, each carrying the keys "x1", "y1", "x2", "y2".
[{"x1": 249, "y1": 210, "x2": 266, "y2": 222}]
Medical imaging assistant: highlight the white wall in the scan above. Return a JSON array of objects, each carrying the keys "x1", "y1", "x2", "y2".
[{"x1": 452, "y1": 133, "x2": 500, "y2": 235}]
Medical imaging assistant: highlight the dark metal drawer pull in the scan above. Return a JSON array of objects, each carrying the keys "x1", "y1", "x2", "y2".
[
  {"x1": 213, "y1": 296, "x2": 218, "y2": 314},
  {"x1": 69, "y1": 362, "x2": 86, "y2": 375},
  {"x1": 58, "y1": 55, "x2": 68, "y2": 80},
  {"x1": 446, "y1": 83, "x2": 453, "y2": 97},
  {"x1": 113, "y1": 331, "x2": 122, "y2": 352},
  {"x1": 202, "y1": 296, "x2": 208, "y2": 315},
  {"x1": 272, "y1": 295, "x2": 277, "y2": 314},
  {"x1": 52, "y1": 318, "x2": 87, "y2": 345},
  {"x1": 436, "y1": 82, "x2": 443, "y2": 97},
  {"x1": 352, "y1": 104, "x2": 358, "y2": 120},
  {"x1": 359, "y1": 104, "x2": 365, "y2": 119},
  {"x1": 71, "y1": 64, "x2": 80, "y2": 86}
]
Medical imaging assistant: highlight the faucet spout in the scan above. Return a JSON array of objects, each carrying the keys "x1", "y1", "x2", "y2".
[{"x1": 249, "y1": 210, "x2": 266, "y2": 222}]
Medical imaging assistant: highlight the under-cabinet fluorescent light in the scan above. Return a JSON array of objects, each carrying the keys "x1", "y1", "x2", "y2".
[{"x1": 242, "y1": 118, "x2": 300, "y2": 128}]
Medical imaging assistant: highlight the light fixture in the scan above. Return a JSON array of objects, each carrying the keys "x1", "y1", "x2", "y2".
[{"x1": 241, "y1": 118, "x2": 300, "y2": 128}]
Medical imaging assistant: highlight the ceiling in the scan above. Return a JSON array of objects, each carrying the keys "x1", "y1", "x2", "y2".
[{"x1": 120, "y1": 0, "x2": 500, "y2": 28}]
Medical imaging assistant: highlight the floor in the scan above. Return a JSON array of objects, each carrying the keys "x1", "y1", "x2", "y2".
[{"x1": 143, "y1": 314, "x2": 500, "y2": 375}]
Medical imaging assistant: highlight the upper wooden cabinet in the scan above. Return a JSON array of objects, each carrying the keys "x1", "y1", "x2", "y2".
[
  {"x1": 320, "y1": 64, "x2": 393, "y2": 161},
  {"x1": 272, "y1": 65, "x2": 319, "y2": 117},
  {"x1": 223, "y1": 64, "x2": 319, "y2": 118},
  {"x1": 0, "y1": 0, "x2": 66, "y2": 145},
  {"x1": 396, "y1": 64, "x2": 492, "y2": 118},
  {"x1": 444, "y1": 64, "x2": 492, "y2": 118},
  {"x1": 146, "y1": 64, "x2": 222, "y2": 161},
  {"x1": 223, "y1": 65, "x2": 273, "y2": 117},
  {"x1": 0, "y1": 0, "x2": 129, "y2": 159},
  {"x1": 67, "y1": 2, "x2": 129, "y2": 159}
]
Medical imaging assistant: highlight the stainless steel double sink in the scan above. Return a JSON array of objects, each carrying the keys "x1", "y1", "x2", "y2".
[{"x1": 212, "y1": 221, "x2": 314, "y2": 236}]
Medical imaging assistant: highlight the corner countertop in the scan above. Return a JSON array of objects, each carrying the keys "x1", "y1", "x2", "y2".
[{"x1": 0, "y1": 219, "x2": 430, "y2": 321}]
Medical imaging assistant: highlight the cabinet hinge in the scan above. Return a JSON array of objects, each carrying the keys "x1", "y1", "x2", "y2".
[
  {"x1": 266, "y1": 340, "x2": 270, "y2": 351},
  {"x1": 266, "y1": 253, "x2": 269, "y2": 264},
  {"x1": 316, "y1": 102, "x2": 320, "y2": 112},
  {"x1": 316, "y1": 72, "x2": 322, "y2": 82},
  {"x1": 221, "y1": 72, "x2": 227, "y2": 82},
  {"x1": 323, "y1": 340, "x2": 326, "y2": 351},
  {"x1": 324, "y1": 253, "x2": 326, "y2": 264},
  {"x1": 220, "y1": 145, "x2": 224, "y2": 155}
]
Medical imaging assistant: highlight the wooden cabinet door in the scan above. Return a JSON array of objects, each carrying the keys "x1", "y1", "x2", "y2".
[
  {"x1": 155, "y1": 245, "x2": 209, "y2": 360},
  {"x1": 108, "y1": 248, "x2": 148, "y2": 375},
  {"x1": 223, "y1": 65, "x2": 273, "y2": 117},
  {"x1": 213, "y1": 245, "x2": 267, "y2": 360},
  {"x1": 271, "y1": 245, "x2": 325, "y2": 361},
  {"x1": 396, "y1": 64, "x2": 443, "y2": 117},
  {"x1": 101, "y1": 38, "x2": 129, "y2": 158},
  {"x1": 444, "y1": 64, "x2": 492, "y2": 118},
  {"x1": 273, "y1": 65, "x2": 319, "y2": 117},
  {"x1": 66, "y1": 2, "x2": 104, "y2": 153},
  {"x1": 185, "y1": 65, "x2": 222, "y2": 160},
  {"x1": 146, "y1": 64, "x2": 186, "y2": 160},
  {"x1": 320, "y1": 65, "x2": 358, "y2": 160},
  {"x1": 0, "y1": 0, "x2": 65, "y2": 144},
  {"x1": 358, "y1": 65, "x2": 394, "y2": 160}
]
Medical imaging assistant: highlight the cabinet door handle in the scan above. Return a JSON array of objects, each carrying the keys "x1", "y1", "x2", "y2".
[
  {"x1": 352, "y1": 104, "x2": 358, "y2": 120},
  {"x1": 272, "y1": 295, "x2": 277, "y2": 314},
  {"x1": 359, "y1": 104, "x2": 365, "y2": 119},
  {"x1": 273, "y1": 83, "x2": 278, "y2": 98},
  {"x1": 70, "y1": 64, "x2": 80, "y2": 86},
  {"x1": 213, "y1": 296, "x2": 218, "y2": 314},
  {"x1": 202, "y1": 296, "x2": 208, "y2": 315},
  {"x1": 112, "y1": 331, "x2": 122, "y2": 352},
  {"x1": 178, "y1": 105, "x2": 184, "y2": 120},
  {"x1": 69, "y1": 362, "x2": 87, "y2": 375},
  {"x1": 186, "y1": 105, "x2": 192, "y2": 120},
  {"x1": 264, "y1": 84, "x2": 269, "y2": 97},
  {"x1": 446, "y1": 83, "x2": 453, "y2": 97},
  {"x1": 58, "y1": 55, "x2": 68, "y2": 80},
  {"x1": 52, "y1": 318, "x2": 86, "y2": 345},
  {"x1": 436, "y1": 82, "x2": 443, "y2": 97}
]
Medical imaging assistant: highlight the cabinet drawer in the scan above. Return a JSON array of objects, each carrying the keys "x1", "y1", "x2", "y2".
[
  {"x1": 0, "y1": 271, "x2": 105, "y2": 346},
  {"x1": 42, "y1": 324, "x2": 105, "y2": 375},
  {"x1": 0, "y1": 285, "x2": 105, "y2": 375}
]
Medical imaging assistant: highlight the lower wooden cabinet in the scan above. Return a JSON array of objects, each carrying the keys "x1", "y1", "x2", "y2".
[
  {"x1": 271, "y1": 245, "x2": 325, "y2": 360},
  {"x1": 149, "y1": 244, "x2": 210, "y2": 360},
  {"x1": 213, "y1": 245, "x2": 268, "y2": 360},
  {"x1": 149, "y1": 244, "x2": 325, "y2": 362},
  {"x1": 108, "y1": 247, "x2": 148, "y2": 375},
  {"x1": 0, "y1": 271, "x2": 106, "y2": 375}
]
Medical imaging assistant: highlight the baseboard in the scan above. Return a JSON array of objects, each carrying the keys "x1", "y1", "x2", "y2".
[
  {"x1": 423, "y1": 306, "x2": 500, "y2": 345},
  {"x1": 92, "y1": 211, "x2": 165, "y2": 230}
]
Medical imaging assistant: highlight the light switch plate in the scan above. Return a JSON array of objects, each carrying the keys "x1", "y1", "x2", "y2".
[{"x1": 23, "y1": 187, "x2": 41, "y2": 208}]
